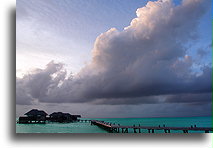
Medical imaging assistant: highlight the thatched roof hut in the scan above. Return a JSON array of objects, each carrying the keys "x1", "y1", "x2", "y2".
[
  {"x1": 18, "y1": 109, "x2": 47, "y2": 124},
  {"x1": 49, "y1": 112, "x2": 72, "y2": 123},
  {"x1": 49, "y1": 112, "x2": 64, "y2": 117},
  {"x1": 24, "y1": 109, "x2": 48, "y2": 117}
]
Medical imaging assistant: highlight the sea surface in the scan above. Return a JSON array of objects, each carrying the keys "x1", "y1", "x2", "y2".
[{"x1": 16, "y1": 116, "x2": 212, "y2": 133}]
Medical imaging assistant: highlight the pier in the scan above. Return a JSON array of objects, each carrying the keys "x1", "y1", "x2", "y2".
[{"x1": 90, "y1": 120, "x2": 213, "y2": 133}]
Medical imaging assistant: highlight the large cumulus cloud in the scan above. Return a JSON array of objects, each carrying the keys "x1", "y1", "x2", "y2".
[{"x1": 16, "y1": 0, "x2": 211, "y2": 105}]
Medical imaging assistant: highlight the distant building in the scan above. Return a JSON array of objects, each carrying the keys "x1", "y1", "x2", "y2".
[
  {"x1": 71, "y1": 115, "x2": 81, "y2": 121},
  {"x1": 18, "y1": 109, "x2": 48, "y2": 124},
  {"x1": 49, "y1": 112, "x2": 72, "y2": 123},
  {"x1": 17, "y1": 109, "x2": 81, "y2": 124},
  {"x1": 48, "y1": 112, "x2": 81, "y2": 123}
]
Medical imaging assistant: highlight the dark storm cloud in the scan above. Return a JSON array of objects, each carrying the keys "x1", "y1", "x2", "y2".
[
  {"x1": 164, "y1": 93, "x2": 211, "y2": 103},
  {"x1": 16, "y1": 79, "x2": 33, "y2": 105},
  {"x1": 16, "y1": 61, "x2": 66, "y2": 105},
  {"x1": 16, "y1": 0, "x2": 212, "y2": 105},
  {"x1": 91, "y1": 96, "x2": 162, "y2": 105}
]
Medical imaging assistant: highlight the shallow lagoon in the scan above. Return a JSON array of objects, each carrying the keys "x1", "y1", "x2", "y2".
[{"x1": 16, "y1": 116, "x2": 212, "y2": 133}]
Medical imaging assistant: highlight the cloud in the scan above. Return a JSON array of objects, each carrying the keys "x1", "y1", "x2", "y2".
[
  {"x1": 16, "y1": 79, "x2": 33, "y2": 105},
  {"x1": 16, "y1": 61, "x2": 66, "y2": 105},
  {"x1": 16, "y1": 0, "x2": 211, "y2": 106},
  {"x1": 164, "y1": 93, "x2": 211, "y2": 103},
  {"x1": 197, "y1": 42, "x2": 212, "y2": 58}
]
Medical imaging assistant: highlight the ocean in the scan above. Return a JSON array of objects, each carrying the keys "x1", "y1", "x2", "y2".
[{"x1": 16, "y1": 116, "x2": 212, "y2": 133}]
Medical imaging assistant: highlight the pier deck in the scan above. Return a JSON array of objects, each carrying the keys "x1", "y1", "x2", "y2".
[{"x1": 90, "y1": 120, "x2": 212, "y2": 133}]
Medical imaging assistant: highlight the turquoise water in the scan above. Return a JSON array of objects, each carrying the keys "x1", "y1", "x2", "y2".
[{"x1": 16, "y1": 116, "x2": 212, "y2": 133}]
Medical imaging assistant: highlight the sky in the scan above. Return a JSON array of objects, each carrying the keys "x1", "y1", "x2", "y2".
[{"x1": 16, "y1": 0, "x2": 212, "y2": 118}]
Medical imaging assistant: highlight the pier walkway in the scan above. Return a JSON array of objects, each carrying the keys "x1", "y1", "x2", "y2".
[{"x1": 90, "y1": 120, "x2": 212, "y2": 133}]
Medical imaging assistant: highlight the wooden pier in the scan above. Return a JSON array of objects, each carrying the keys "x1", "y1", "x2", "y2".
[{"x1": 90, "y1": 120, "x2": 213, "y2": 133}]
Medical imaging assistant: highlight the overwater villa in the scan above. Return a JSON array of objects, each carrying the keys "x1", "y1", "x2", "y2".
[
  {"x1": 49, "y1": 112, "x2": 81, "y2": 123},
  {"x1": 17, "y1": 109, "x2": 47, "y2": 124},
  {"x1": 49, "y1": 112, "x2": 71, "y2": 123},
  {"x1": 17, "y1": 109, "x2": 81, "y2": 124}
]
